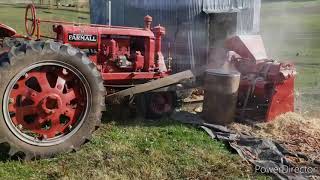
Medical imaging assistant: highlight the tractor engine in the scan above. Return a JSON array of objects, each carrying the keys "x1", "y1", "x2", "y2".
[
  {"x1": 53, "y1": 16, "x2": 168, "y2": 76},
  {"x1": 99, "y1": 35, "x2": 145, "y2": 72}
]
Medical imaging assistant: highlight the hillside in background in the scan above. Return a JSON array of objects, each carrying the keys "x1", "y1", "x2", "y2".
[
  {"x1": 1, "y1": 0, "x2": 89, "y2": 8},
  {"x1": 261, "y1": 0, "x2": 320, "y2": 115}
]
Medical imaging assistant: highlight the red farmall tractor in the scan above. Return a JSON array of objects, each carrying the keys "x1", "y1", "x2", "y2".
[{"x1": 0, "y1": 4, "x2": 296, "y2": 159}]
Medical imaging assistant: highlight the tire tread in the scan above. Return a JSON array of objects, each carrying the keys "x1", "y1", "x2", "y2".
[{"x1": 0, "y1": 40, "x2": 105, "y2": 160}]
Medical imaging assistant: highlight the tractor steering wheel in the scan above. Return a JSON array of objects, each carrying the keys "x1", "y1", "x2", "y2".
[{"x1": 25, "y1": 4, "x2": 37, "y2": 37}]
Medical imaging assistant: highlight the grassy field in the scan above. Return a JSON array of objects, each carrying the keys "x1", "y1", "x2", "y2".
[
  {"x1": 0, "y1": 1, "x2": 319, "y2": 179},
  {"x1": 0, "y1": 4, "x2": 89, "y2": 37},
  {"x1": 261, "y1": 0, "x2": 320, "y2": 113},
  {"x1": 0, "y1": 118, "x2": 265, "y2": 179},
  {"x1": 262, "y1": 0, "x2": 320, "y2": 87}
]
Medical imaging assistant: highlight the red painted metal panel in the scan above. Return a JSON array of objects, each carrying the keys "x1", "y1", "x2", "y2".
[
  {"x1": 266, "y1": 77, "x2": 295, "y2": 121},
  {"x1": 101, "y1": 72, "x2": 166, "y2": 81},
  {"x1": 58, "y1": 25, "x2": 155, "y2": 49}
]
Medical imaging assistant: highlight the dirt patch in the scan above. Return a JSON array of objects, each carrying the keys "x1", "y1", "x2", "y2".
[{"x1": 229, "y1": 113, "x2": 320, "y2": 164}]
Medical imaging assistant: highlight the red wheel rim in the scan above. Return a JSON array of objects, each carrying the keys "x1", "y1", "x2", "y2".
[
  {"x1": 149, "y1": 93, "x2": 173, "y2": 115},
  {"x1": 3, "y1": 62, "x2": 90, "y2": 146}
]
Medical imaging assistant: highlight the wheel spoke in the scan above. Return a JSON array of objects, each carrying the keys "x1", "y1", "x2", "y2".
[
  {"x1": 23, "y1": 116, "x2": 42, "y2": 131},
  {"x1": 9, "y1": 80, "x2": 27, "y2": 97},
  {"x1": 64, "y1": 107, "x2": 76, "y2": 118},
  {"x1": 47, "y1": 113, "x2": 61, "y2": 126},
  {"x1": 55, "y1": 76, "x2": 66, "y2": 92},
  {"x1": 32, "y1": 72, "x2": 51, "y2": 91},
  {"x1": 42, "y1": 113, "x2": 70, "y2": 138},
  {"x1": 8, "y1": 104, "x2": 15, "y2": 113},
  {"x1": 15, "y1": 105, "x2": 38, "y2": 125},
  {"x1": 10, "y1": 85, "x2": 41, "y2": 104},
  {"x1": 64, "y1": 89, "x2": 76, "y2": 102},
  {"x1": 16, "y1": 105, "x2": 37, "y2": 116},
  {"x1": 26, "y1": 87, "x2": 40, "y2": 102}
]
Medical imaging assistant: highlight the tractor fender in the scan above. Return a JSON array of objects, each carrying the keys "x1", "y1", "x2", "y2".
[{"x1": 0, "y1": 23, "x2": 17, "y2": 38}]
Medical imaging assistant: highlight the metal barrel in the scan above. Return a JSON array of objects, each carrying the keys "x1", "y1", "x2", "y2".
[{"x1": 202, "y1": 69, "x2": 240, "y2": 125}]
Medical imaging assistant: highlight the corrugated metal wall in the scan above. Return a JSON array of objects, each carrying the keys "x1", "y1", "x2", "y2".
[
  {"x1": 203, "y1": 0, "x2": 252, "y2": 13},
  {"x1": 90, "y1": 0, "x2": 260, "y2": 72}
]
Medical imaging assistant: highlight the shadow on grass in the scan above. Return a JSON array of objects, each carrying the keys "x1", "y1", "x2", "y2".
[
  {"x1": 102, "y1": 108, "x2": 242, "y2": 156},
  {"x1": 0, "y1": 143, "x2": 15, "y2": 162},
  {"x1": 101, "y1": 108, "x2": 186, "y2": 128}
]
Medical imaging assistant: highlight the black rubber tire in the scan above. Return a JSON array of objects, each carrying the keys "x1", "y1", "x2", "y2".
[
  {"x1": 2, "y1": 37, "x2": 25, "y2": 49},
  {"x1": 136, "y1": 92, "x2": 177, "y2": 119},
  {"x1": 0, "y1": 40, "x2": 105, "y2": 160},
  {"x1": 0, "y1": 38, "x2": 25, "y2": 63}
]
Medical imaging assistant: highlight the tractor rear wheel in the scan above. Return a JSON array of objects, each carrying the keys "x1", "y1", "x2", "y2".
[{"x1": 0, "y1": 40, "x2": 105, "y2": 160}]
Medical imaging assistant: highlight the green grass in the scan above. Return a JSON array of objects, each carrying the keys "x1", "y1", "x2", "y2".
[
  {"x1": 0, "y1": 118, "x2": 266, "y2": 179},
  {"x1": 261, "y1": 0, "x2": 320, "y2": 89},
  {"x1": 0, "y1": 4, "x2": 89, "y2": 36},
  {"x1": 261, "y1": 0, "x2": 320, "y2": 113}
]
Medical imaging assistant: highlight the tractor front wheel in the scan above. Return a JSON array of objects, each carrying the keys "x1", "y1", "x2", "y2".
[
  {"x1": 0, "y1": 40, "x2": 105, "y2": 159},
  {"x1": 136, "y1": 92, "x2": 177, "y2": 119}
]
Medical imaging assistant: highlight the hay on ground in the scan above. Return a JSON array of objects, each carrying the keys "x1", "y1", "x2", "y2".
[{"x1": 229, "y1": 113, "x2": 320, "y2": 163}]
